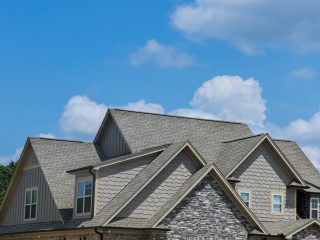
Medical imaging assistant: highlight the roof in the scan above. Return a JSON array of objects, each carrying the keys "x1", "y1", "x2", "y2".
[
  {"x1": 216, "y1": 134, "x2": 265, "y2": 175},
  {"x1": 262, "y1": 219, "x2": 320, "y2": 237},
  {"x1": 29, "y1": 138, "x2": 103, "y2": 209},
  {"x1": 107, "y1": 108, "x2": 253, "y2": 164},
  {"x1": 85, "y1": 142, "x2": 187, "y2": 227},
  {"x1": 275, "y1": 140, "x2": 320, "y2": 188}
]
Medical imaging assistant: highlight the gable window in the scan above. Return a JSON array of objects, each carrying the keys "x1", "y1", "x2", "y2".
[
  {"x1": 75, "y1": 177, "x2": 93, "y2": 217},
  {"x1": 272, "y1": 194, "x2": 283, "y2": 214},
  {"x1": 240, "y1": 192, "x2": 250, "y2": 208},
  {"x1": 310, "y1": 197, "x2": 319, "y2": 219},
  {"x1": 24, "y1": 187, "x2": 38, "y2": 221}
]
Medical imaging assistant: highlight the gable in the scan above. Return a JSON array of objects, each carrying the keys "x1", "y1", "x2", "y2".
[
  {"x1": 0, "y1": 147, "x2": 61, "y2": 226},
  {"x1": 158, "y1": 175, "x2": 255, "y2": 239},
  {"x1": 116, "y1": 149, "x2": 200, "y2": 219},
  {"x1": 95, "y1": 113, "x2": 130, "y2": 159},
  {"x1": 95, "y1": 154, "x2": 156, "y2": 214},
  {"x1": 232, "y1": 142, "x2": 296, "y2": 221}
]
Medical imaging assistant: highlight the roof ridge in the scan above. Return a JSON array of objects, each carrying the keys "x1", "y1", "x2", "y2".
[
  {"x1": 29, "y1": 137, "x2": 91, "y2": 144},
  {"x1": 222, "y1": 134, "x2": 265, "y2": 143},
  {"x1": 273, "y1": 138, "x2": 295, "y2": 143},
  {"x1": 110, "y1": 108, "x2": 246, "y2": 125}
]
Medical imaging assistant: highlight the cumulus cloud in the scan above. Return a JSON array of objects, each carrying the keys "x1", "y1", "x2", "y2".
[
  {"x1": 268, "y1": 111, "x2": 320, "y2": 143},
  {"x1": 190, "y1": 75, "x2": 266, "y2": 127},
  {"x1": 170, "y1": 108, "x2": 219, "y2": 120},
  {"x1": 38, "y1": 133, "x2": 56, "y2": 139},
  {"x1": 288, "y1": 67, "x2": 316, "y2": 79},
  {"x1": 302, "y1": 146, "x2": 320, "y2": 171},
  {"x1": 171, "y1": 0, "x2": 320, "y2": 53},
  {"x1": 122, "y1": 100, "x2": 165, "y2": 114},
  {"x1": 60, "y1": 96, "x2": 164, "y2": 135},
  {"x1": 0, "y1": 148, "x2": 23, "y2": 165},
  {"x1": 129, "y1": 39, "x2": 195, "y2": 68},
  {"x1": 60, "y1": 95, "x2": 108, "y2": 135}
]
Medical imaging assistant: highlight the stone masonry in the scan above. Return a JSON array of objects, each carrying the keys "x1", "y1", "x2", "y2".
[
  {"x1": 158, "y1": 176, "x2": 254, "y2": 240},
  {"x1": 292, "y1": 224, "x2": 320, "y2": 240}
]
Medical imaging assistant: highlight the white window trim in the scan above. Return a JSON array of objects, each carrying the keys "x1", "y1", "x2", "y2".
[
  {"x1": 74, "y1": 176, "x2": 93, "y2": 219},
  {"x1": 271, "y1": 193, "x2": 284, "y2": 215},
  {"x1": 24, "y1": 186, "x2": 38, "y2": 222},
  {"x1": 310, "y1": 196, "x2": 319, "y2": 219},
  {"x1": 239, "y1": 191, "x2": 251, "y2": 208}
]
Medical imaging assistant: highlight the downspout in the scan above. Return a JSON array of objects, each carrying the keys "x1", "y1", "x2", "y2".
[
  {"x1": 94, "y1": 228, "x2": 104, "y2": 240},
  {"x1": 88, "y1": 167, "x2": 96, "y2": 219}
]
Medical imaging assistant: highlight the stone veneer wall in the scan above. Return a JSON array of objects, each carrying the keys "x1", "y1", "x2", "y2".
[
  {"x1": 158, "y1": 176, "x2": 254, "y2": 240},
  {"x1": 292, "y1": 224, "x2": 320, "y2": 240}
]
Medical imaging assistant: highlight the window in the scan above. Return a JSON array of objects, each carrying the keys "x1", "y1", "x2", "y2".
[
  {"x1": 310, "y1": 197, "x2": 319, "y2": 219},
  {"x1": 75, "y1": 178, "x2": 93, "y2": 217},
  {"x1": 272, "y1": 194, "x2": 283, "y2": 214},
  {"x1": 240, "y1": 192, "x2": 250, "y2": 207},
  {"x1": 24, "y1": 187, "x2": 38, "y2": 220}
]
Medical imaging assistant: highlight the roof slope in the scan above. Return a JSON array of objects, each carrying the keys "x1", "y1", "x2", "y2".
[
  {"x1": 30, "y1": 138, "x2": 103, "y2": 209},
  {"x1": 275, "y1": 140, "x2": 320, "y2": 188},
  {"x1": 216, "y1": 134, "x2": 265, "y2": 175},
  {"x1": 86, "y1": 142, "x2": 187, "y2": 227},
  {"x1": 108, "y1": 109, "x2": 253, "y2": 164},
  {"x1": 262, "y1": 219, "x2": 320, "y2": 237}
]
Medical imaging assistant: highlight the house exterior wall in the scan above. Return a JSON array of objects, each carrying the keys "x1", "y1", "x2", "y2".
[
  {"x1": 157, "y1": 176, "x2": 254, "y2": 240},
  {"x1": 232, "y1": 142, "x2": 296, "y2": 222},
  {"x1": 97, "y1": 117, "x2": 130, "y2": 159},
  {"x1": 0, "y1": 161, "x2": 61, "y2": 226},
  {"x1": 117, "y1": 150, "x2": 200, "y2": 219},
  {"x1": 96, "y1": 154, "x2": 155, "y2": 213},
  {"x1": 292, "y1": 224, "x2": 320, "y2": 240}
]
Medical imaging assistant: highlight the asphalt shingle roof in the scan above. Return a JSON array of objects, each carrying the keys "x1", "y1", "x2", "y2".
[
  {"x1": 109, "y1": 109, "x2": 253, "y2": 163},
  {"x1": 262, "y1": 219, "x2": 319, "y2": 236},
  {"x1": 216, "y1": 134, "x2": 265, "y2": 175},
  {"x1": 85, "y1": 142, "x2": 187, "y2": 227},
  {"x1": 30, "y1": 138, "x2": 103, "y2": 209},
  {"x1": 275, "y1": 140, "x2": 320, "y2": 189}
]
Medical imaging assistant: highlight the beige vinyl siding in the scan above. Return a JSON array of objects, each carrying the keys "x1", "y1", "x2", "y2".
[
  {"x1": 95, "y1": 155, "x2": 155, "y2": 214},
  {"x1": 0, "y1": 167, "x2": 61, "y2": 226},
  {"x1": 97, "y1": 117, "x2": 130, "y2": 159},
  {"x1": 233, "y1": 142, "x2": 296, "y2": 222},
  {"x1": 117, "y1": 150, "x2": 200, "y2": 219}
]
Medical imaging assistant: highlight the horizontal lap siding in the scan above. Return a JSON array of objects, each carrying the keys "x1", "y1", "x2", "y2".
[
  {"x1": 1, "y1": 154, "x2": 60, "y2": 226},
  {"x1": 233, "y1": 142, "x2": 296, "y2": 222}
]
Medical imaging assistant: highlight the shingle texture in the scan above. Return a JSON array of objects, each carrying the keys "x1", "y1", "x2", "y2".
[
  {"x1": 233, "y1": 142, "x2": 296, "y2": 222},
  {"x1": 1, "y1": 109, "x2": 320, "y2": 238},
  {"x1": 262, "y1": 219, "x2": 319, "y2": 236},
  {"x1": 109, "y1": 109, "x2": 253, "y2": 163},
  {"x1": 275, "y1": 140, "x2": 320, "y2": 189},
  {"x1": 30, "y1": 138, "x2": 103, "y2": 209}
]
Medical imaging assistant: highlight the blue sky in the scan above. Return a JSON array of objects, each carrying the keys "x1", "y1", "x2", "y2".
[{"x1": 0, "y1": 0, "x2": 320, "y2": 169}]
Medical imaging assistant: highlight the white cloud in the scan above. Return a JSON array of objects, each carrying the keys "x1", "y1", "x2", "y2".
[
  {"x1": 190, "y1": 75, "x2": 266, "y2": 127},
  {"x1": 122, "y1": 100, "x2": 165, "y2": 114},
  {"x1": 60, "y1": 96, "x2": 164, "y2": 135},
  {"x1": 170, "y1": 108, "x2": 219, "y2": 120},
  {"x1": 60, "y1": 95, "x2": 108, "y2": 135},
  {"x1": 129, "y1": 39, "x2": 195, "y2": 68},
  {"x1": 0, "y1": 148, "x2": 22, "y2": 165},
  {"x1": 171, "y1": 0, "x2": 320, "y2": 53},
  {"x1": 38, "y1": 133, "x2": 56, "y2": 139},
  {"x1": 289, "y1": 67, "x2": 316, "y2": 79},
  {"x1": 302, "y1": 146, "x2": 320, "y2": 171},
  {"x1": 268, "y1": 111, "x2": 320, "y2": 143}
]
